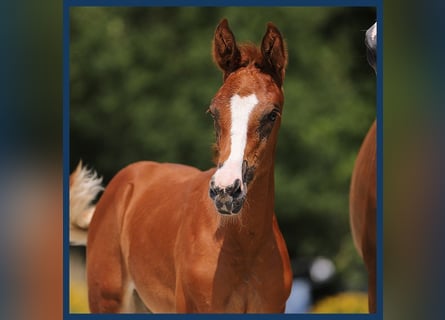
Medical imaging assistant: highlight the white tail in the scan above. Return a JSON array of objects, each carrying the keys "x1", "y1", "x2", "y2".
[{"x1": 69, "y1": 161, "x2": 103, "y2": 246}]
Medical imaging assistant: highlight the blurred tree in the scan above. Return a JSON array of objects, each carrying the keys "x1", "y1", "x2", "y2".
[{"x1": 70, "y1": 6, "x2": 376, "y2": 292}]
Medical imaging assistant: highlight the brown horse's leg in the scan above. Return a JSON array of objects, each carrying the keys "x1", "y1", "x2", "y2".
[
  {"x1": 364, "y1": 204, "x2": 376, "y2": 313},
  {"x1": 87, "y1": 248, "x2": 124, "y2": 313},
  {"x1": 86, "y1": 225, "x2": 125, "y2": 313},
  {"x1": 367, "y1": 265, "x2": 376, "y2": 313},
  {"x1": 86, "y1": 182, "x2": 131, "y2": 313}
]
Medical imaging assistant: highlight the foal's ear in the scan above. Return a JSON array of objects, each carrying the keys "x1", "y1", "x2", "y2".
[
  {"x1": 261, "y1": 23, "x2": 287, "y2": 87},
  {"x1": 213, "y1": 19, "x2": 241, "y2": 79}
]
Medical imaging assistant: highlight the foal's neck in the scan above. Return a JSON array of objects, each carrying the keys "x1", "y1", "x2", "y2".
[{"x1": 215, "y1": 162, "x2": 276, "y2": 248}]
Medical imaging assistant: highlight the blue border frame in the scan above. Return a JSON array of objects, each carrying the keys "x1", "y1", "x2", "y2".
[
  {"x1": 375, "y1": 8, "x2": 383, "y2": 317},
  {"x1": 64, "y1": 0, "x2": 377, "y2": 6},
  {"x1": 63, "y1": 1, "x2": 71, "y2": 317},
  {"x1": 63, "y1": 1, "x2": 383, "y2": 319}
]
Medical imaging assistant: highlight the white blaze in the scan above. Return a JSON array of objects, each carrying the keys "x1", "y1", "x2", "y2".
[{"x1": 212, "y1": 94, "x2": 258, "y2": 189}]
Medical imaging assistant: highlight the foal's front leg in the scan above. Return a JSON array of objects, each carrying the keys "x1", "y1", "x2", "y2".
[
  {"x1": 174, "y1": 280, "x2": 203, "y2": 313},
  {"x1": 174, "y1": 268, "x2": 221, "y2": 313}
]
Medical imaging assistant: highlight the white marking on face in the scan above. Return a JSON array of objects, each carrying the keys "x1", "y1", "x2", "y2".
[{"x1": 212, "y1": 93, "x2": 258, "y2": 189}]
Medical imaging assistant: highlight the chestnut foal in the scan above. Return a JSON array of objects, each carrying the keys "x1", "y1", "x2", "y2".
[
  {"x1": 349, "y1": 22, "x2": 377, "y2": 313},
  {"x1": 78, "y1": 19, "x2": 292, "y2": 313}
]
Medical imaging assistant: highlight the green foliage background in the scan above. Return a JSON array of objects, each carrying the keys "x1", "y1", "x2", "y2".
[{"x1": 70, "y1": 7, "x2": 375, "y2": 291}]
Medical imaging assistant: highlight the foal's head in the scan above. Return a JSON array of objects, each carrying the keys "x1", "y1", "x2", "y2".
[{"x1": 208, "y1": 19, "x2": 287, "y2": 216}]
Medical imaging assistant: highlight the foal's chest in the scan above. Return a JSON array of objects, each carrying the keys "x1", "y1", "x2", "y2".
[
  {"x1": 183, "y1": 246, "x2": 288, "y2": 313},
  {"x1": 211, "y1": 260, "x2": 287, "y2": 312}
]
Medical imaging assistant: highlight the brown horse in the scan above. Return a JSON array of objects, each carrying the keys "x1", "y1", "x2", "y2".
[
  {"x1": 349, "y1": 22, "x2": 377, "y2": 313},
  {"x1": 72, "y1": 19, "x2": 292, "y2": 313}
]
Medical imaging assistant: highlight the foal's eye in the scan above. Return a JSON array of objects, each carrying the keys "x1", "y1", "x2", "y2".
[{"x1": 268, "y1": 109, "x2": 280, "y2": 122}]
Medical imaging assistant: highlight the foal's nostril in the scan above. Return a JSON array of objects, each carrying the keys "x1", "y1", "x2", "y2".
[
  {"x1": 209, "y1": 187, "x2": 217, "y2": 200},
  {"x1": 209, "y1": 180, "x2": 217, "y2": 200},
  {"x1": 228, "y1": 179, "x2": 242, "y2": 199}
]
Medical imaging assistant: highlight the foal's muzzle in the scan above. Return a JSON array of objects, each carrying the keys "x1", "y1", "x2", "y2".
[{"x1": 209, "y1": 178, "x2": 246, "y2": 215}]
